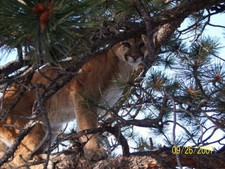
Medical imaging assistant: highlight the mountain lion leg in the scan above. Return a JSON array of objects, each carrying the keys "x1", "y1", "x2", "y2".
[
  {"x1": 75, "y1": 98, "x2": 107, "y2": 161},
  {"x1": 0, "y1": 123, "x2": 47, "y2": 167}
]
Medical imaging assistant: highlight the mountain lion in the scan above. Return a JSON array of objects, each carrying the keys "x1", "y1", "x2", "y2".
[{"x1": 0, "y1": 35, "x2": 148, "y2": 167}]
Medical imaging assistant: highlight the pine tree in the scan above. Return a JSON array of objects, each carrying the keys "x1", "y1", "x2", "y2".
[{"x1": 0, "y1": 0, "x2": 225, "y2": 168}]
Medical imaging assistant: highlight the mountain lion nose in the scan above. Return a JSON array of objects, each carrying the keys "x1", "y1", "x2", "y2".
[{"x1": 132, "y1": 54, "x2": 141, "y2": 60}]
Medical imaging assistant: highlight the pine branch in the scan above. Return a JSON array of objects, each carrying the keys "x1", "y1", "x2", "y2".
[{"x1": 0, "y1": 60, "x2": 31, "y2": 80}]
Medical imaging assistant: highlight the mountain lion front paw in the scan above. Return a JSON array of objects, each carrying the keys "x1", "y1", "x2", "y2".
[{"x1": 84, "y1": 147, "x2": 108, "y2": 161}]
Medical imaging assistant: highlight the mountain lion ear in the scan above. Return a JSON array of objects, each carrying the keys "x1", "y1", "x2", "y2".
[{"x1": 141, "y1": 34, "x2": 148, "y2": 44}]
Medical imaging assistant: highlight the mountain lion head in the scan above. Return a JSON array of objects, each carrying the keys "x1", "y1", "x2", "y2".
[{"x1": 113, "y1": 35, "x2": 148, "y2": 67}]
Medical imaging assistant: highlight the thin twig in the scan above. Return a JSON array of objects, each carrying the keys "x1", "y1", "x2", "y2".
[
  {"x1": 35, "y1": 84, "x2": 52, "y2": 169},
  {"x1": 164, "y1": 90, "x2": 182, "y2": 169}
]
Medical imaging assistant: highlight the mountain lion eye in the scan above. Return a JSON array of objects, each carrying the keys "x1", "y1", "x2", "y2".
[
  {"x1": 122, "y1": 42, "x2": 131, "y2": 48},
  {"x1": 139, "y1": 42, "x2": 144, "y2": 48}
]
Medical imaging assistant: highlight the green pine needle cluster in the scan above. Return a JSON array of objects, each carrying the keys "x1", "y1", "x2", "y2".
[{"x1": 0, "y1": 0, "x2": 107, "y2": 63}]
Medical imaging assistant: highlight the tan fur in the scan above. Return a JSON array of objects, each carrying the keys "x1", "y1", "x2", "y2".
[{"x1": 0, "y1": 36, "x2": 147, "y2": 167}]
